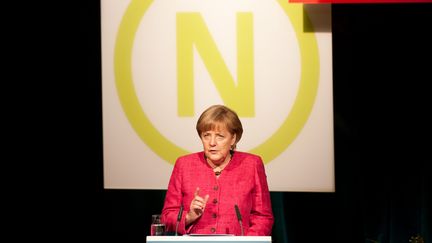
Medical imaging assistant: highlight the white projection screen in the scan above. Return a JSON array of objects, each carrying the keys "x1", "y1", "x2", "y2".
[{"x1": 101, "y1": 0, "x2": 334, "y2": 192}]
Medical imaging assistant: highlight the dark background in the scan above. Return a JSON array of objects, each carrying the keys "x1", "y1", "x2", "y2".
[{"x1": 52, "y1": 2, "x2": 432, "y2": 243}]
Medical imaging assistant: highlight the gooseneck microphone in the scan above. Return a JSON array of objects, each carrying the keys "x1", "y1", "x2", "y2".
[
  {"x1": 175, "y1": 204, "x2": 184, "y2": 236},
  {"x1": 234, "y1": 204, "x2": 244, "y2": 236}
]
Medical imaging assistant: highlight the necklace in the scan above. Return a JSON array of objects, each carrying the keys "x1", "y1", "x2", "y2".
[{"x1": 207, "y1": 154, "x2": 232, "y2": 176}]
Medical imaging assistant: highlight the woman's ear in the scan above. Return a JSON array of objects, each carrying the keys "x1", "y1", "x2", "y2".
[{"x1": 231, "y1": 134, "x2": 236, "y2": 146}]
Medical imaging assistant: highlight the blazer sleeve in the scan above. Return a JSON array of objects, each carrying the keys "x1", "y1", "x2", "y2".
[
  {"x1": 161, "y1": 158, "x2": 188, "y2": 235},
  {"x1": 247, "y1": 157, "x2": 274, "y2": 236}
]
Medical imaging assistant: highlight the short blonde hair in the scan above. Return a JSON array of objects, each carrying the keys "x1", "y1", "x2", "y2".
[{"x1": 196, "y1": 105, "x2": 243, "y2": 149}]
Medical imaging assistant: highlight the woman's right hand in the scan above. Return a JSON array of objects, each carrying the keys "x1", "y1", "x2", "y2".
[{"x1": 186, "y1": 187, "x2": 209, "y2": 226}]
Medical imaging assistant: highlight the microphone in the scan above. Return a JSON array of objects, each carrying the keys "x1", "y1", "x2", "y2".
[
  {"x1": 234, "y1": 204, "x2": 244, "y2": 236},
  {"x1": 175, "y1": 204, "x2": 184, "y2": 236}
]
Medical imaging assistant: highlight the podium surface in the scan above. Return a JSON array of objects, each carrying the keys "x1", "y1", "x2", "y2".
[{"x1": 147, "y1": 236, "x2": 271, "y2": 243}]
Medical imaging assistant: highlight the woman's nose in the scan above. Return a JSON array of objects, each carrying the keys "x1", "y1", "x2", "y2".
[{"x1": 209, "y1": 136, "x2": 216, "y2": 146}]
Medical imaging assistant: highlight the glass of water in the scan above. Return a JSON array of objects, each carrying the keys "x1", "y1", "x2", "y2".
[{"x1": 150, "y1": 214, "x2": 166, "y2": 236}]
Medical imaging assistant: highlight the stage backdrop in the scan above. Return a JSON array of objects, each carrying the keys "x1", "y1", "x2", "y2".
[{"x1": 101, "y1": 0, "x2": 333, "y2": 192}]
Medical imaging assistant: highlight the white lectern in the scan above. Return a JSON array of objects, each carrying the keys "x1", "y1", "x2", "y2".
[{"x1": 147, "y1": 236, "x2": 271, "y2": 243}]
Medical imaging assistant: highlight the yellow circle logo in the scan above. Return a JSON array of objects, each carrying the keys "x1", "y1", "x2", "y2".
[{"x1": 114, "y1": 0, "x2": 319, "y2": 164}]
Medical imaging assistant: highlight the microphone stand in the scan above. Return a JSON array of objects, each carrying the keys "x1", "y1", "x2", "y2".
[
  {"x1": 175, "y1": 222, "x2": 180, "y2": 236},
  {"x1": 175, "y1": 205, "x2": 183, "y2": 236},
  {"x1": 239, "y1": 219, "x2": 244, "y2": 236}
]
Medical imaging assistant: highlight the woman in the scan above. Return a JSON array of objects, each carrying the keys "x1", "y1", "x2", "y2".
[{"x1": 161, "y1": 105, "x2": 274, "y2": 236}]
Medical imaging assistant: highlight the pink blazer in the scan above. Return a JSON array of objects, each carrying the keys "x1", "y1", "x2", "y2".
[{"x1": 161, "y1": 151, "x2": 274, "y2": 236}]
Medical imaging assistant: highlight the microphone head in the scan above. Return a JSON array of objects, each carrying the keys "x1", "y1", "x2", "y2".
[
  {"x1": 234, "y1": 204, "x2": 242, "y2": 221},
  {"x1": 177, "y1": 204, "x2": 184, "y2": 222},
  {"x1": 175, "y1": 205, "x2": 184, "y2": 236},
  {"x1": 234, "y1": 204, "x2": 244, "y2": 236}
]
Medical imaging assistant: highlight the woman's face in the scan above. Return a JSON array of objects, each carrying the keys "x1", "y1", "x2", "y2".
[{"x1": 200, "y1": 124, "x2": 236, "y2": 166}]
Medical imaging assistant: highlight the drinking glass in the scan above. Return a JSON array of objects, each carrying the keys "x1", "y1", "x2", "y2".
[{"x1": 150, "y1": 214, "x2": 166, "y2": 236}]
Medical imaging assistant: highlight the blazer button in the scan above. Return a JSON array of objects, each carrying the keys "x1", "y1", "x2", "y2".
[
  {"x1": 212, "y1": 213, "x2": 217, "y2": 218},
  {"x1": 213, "y1": 198, "x2": 218, "y2": 204},
  {"x1": 211, "y1": 227, "x2": 216, "y2": 233},
  {"x1": 213, "y1": 186, "x2": 219, "y2": 191}
]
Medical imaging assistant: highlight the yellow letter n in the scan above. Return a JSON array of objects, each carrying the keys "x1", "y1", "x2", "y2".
[{"x1": 177, "y1": 12, "x2": 254, "y2": 117}]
